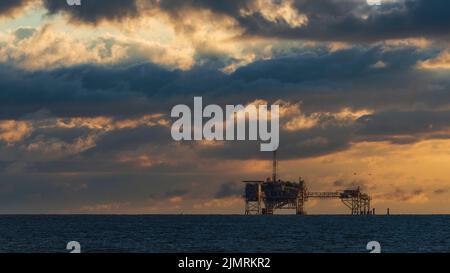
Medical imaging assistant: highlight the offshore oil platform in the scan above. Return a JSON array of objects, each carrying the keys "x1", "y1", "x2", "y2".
[{"x1": 243, "y1": 151, "x2": 372, "y2": 215}]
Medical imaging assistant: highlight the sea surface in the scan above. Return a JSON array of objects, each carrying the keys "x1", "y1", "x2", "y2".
[{"x1": 0, "y1": 215, "x2": 449, "y2": 253}]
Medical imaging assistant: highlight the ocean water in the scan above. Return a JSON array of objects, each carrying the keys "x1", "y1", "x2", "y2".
[{"x1": 0, "y1": 215, "x2": 449, "y2": 253}]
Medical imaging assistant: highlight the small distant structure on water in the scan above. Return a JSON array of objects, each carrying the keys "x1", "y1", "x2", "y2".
[{"x1": 242, "y1": 151, "x2": 373, "y2": 215}]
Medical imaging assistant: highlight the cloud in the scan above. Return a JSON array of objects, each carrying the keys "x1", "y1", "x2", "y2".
[
  {"x1": 2, "y1": 1, "x2": 450, "y2": 214},
  {"x1": 371, "y1": 60, "x2": 388, "y2": 69},
  {"x1": 124, "y1": 1, "x2": 450, "y2": 42},
  {"x1": 194, "y1": 196, "x2": 242, "y2": 209},
  {"x1": 55, "y1": 114, "x2": 169, "y2": 131},
  {"x1": 0, "y1": 120, "x2": 32, "y2": 143},
  {"x1": 4, "y1": 0, "x2": 448, "y2": 44},
  {"x1": 79, "y1": 201, "x2": 131, "y2": 213},
  {"x1": 376, "y1": 188, "x2": 429, "y2": 204},
  {"x1": 418, "y1": 50, "x2": 450, "y2": 69},
  {"x1": 355, "y1": 110, "x2": 450, "y2": 137},
  {"x1": 434, "y1": 188, "x2": 448, "y2": 195},
  {"x1": 332, "y1": 179, "x2": 372, "y2": 191},
  {"x1": 215, "y1": 182, "x2": 242, "y2": 198},
  {"x1": 240, "y1": 0, "x2": 308, "y2": 28},
  {"x1": 1, "y1": 45, "x2": 450, "y2": 161},
  {"x1": 43, "y1": 0, "x2": 140, "y2": 24},
  {"x1": 0, "y1": 24, "x2": 127, "y2": 70},
  {"x1": 0, "y1": 24, "x2": 195, "y2": 71},
  {"x1": 236, "y1": 0, "x2": 450, "y2": 42},
  {"x1": 165, "y1": 189, "x2": 189, "y2": 198},
  {"x1": 283, "y1": 106, "x2": 373, "y2": 132},
  {"x1": 0, "y1": 0, "x2": 33, "y2": 18}
]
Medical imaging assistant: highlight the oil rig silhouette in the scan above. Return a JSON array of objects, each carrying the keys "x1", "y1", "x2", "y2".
[{"x1": 243, "y1": 151, "x2": 372, "y2": 215}]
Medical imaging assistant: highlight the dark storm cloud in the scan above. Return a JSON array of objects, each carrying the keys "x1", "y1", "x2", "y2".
[
  {"x1": 200, "y1": 0, "x2": 450, "y2": 42},
  {"x1": 81, "y1": 125, "x2": 171, "y2": 156},
  {"x1": 238, "y1": 0, "x2": 450, "y2": 42},
  {"x1": 231, "y1": 46, "x2": 417, "y2": 83},
  {"x1": 1, "y1": 46, "x2": 450, "y2": 161},
  {"x1": 157, "y1": 0, "x2": 251, "y2": 18},
  {"x1": 197, "y1": 109, "x2": 450, "y2": 160},
  {"x1": 42, "y1": 0, "x2": 250, "y2": 24},
  {"x1": 0, "y1": 63, "x2": 180, "y2": 119},
  {"x1": 37, "y1": 0, "x2": 450, "y2": 42},
  {"x1": 199, "y1": 123, "x2": 354, "y2": 160},
  {"x1": 0, "y1": 0, "x2": 30, "y2": 15},
  {"x1": 356, "y1": 110, "x2": 450, "y2": 136},
  {"x1": 43, "y1": 0, "x2": 139, "y2": 24},
  {"x1": 0, "y1": 46, "x2": 430, "y2": 119}
]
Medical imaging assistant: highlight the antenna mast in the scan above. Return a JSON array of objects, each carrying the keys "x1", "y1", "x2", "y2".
[{"x1": 272, "y1": 150, "x2": 277, "y2": 182}]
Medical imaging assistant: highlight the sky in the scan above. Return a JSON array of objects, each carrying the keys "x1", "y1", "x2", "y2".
[{"x1": 0, "y1": 0, "x2": 450, "y2": 214}]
